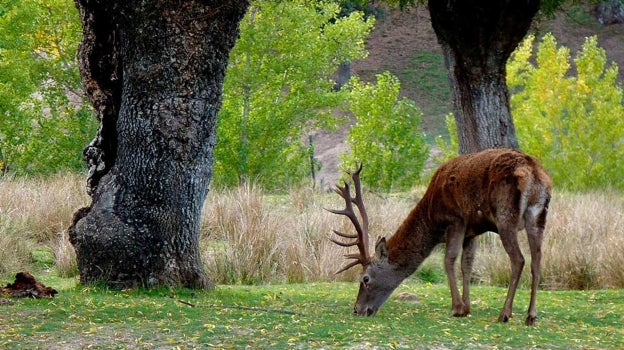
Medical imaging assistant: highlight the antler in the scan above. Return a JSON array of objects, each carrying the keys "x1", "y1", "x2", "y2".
[{"x1": 327, "y1": 164, "x2": 371, "y2": 274}]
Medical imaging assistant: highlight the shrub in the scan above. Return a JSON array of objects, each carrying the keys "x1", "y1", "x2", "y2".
[
  {"x1": 507, "y1": 33, "x2": 624, "y2": 191},
  {"x1": 342, "y1": 72, "x2": 429, "y2": 192},
  {"x1": 214, "y1": 1, "x2": 373, "y2": 190}
]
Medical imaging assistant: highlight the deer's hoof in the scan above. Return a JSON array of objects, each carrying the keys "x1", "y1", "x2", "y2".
[
  {"x1": 525, "y1": 315, "x2": 537, "y2": 326},
  {"x1": 498, "y1": 313, "x2": 511, "y2": 323},
  {"x1": 451, "y1": 305, "x2": 470, "y2": 317}
]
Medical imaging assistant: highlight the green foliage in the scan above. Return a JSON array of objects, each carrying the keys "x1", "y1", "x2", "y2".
[
  {"x1": 334, "y1": 0, "x2": 385, "y2": 18},
  {"x1": 215, "y1": 0, "x2": 374, "y2": 190},
  {"x1": 433, "y1": 113, "x2": 458, "y2": 163},
  {"x1": 415, "y1": 265, "x2": 445, "y2": 284},
  {"x1": 539, "y1": 0, "x2": 571, "y2": 18},
  {"x1": 404, "y1": 51, "x2": 451, "y2": 133},
  {"x1": 342, "y1": 72, "x2": 429, "y2": 192},
  {"x1": 0, "y1": 0, "x2": 96, "y2": 175},
  {"x1": 507, "y1": 33, "x2": 624, "y2": 191}
]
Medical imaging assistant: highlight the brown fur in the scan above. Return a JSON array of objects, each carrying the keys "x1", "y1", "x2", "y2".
[
  {"x1": 388, "y1": 149, "x2": 551, "y2": 262},
  {"x1": 347, "y1": 149, "x2": 552, "y2": 325}
]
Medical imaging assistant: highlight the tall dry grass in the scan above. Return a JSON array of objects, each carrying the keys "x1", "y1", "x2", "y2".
[
  {"x1": 0, "y1": 174, "x2": 88, "y2": 277},
  {"x1": 469, "y1": 192, "x2": 624, "y2": 290},
  {"x1": 201, "y1": 187, "x2": 624, "y2": 289},
  {"x1": 2, "y1": 174, "x2": 623, "y2": 290},
  {"x1": 200, "y1": 184, "x2": 413, "y2": 284},
  {"x1": 0, "y1": 219, "x2": 35, "y2": 276}
]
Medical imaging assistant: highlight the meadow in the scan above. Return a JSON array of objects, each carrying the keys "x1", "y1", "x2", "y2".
[
  {"x1": 1, "y1": 281, "x2": 622, "y2": 349},
  {"x1": 1, "y1": 174, "x2": 624, "y2": 348}
]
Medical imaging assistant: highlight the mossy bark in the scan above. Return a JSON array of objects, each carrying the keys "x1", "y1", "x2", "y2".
[{"x1": 69, "y1": 0, "x2": 249, "y2": 288}]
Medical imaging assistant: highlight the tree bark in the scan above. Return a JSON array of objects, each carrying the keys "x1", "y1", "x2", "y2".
[
  {"x1": 595, "y1": 0, "x2": 624, "y2": 25},
  {"x1": 69, "y1": 0, "x2": 249, "y2": 288},
  {"x1": 429, "y1": 0, "x2": 538, "y2": 154}
]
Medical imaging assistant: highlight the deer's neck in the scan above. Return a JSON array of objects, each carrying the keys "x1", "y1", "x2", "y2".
[{"x1": 385, "y1": 201, "x2": 441, "y2": 275}]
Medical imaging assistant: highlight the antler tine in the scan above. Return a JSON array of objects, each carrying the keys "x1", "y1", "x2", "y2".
[
  {"x1": 329, "y1": 237, "x2": 357, "y2": 247},
  {"x1": 327, "y1": 163, "x2": 371, "y2": 274},
  {"x1": 331, "y1": 229, "x2": 357, "y2": 239},
  {"x1": 335, "y1": 260, "x2": 362, "y2": 275},
  {"x1": 348, "y1": 163, "x2": 370, "y2": 266},
  {"x1": 350, "y1": 164, "x2": 369, "y2": 234},
  {"x1": 327, "y1": 181, "x2": 365, "y2": 236}
]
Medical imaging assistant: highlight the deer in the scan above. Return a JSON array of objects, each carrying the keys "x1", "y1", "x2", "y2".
[{"x1": 328, "y1": 148, "x2": 552, "y2": 326}]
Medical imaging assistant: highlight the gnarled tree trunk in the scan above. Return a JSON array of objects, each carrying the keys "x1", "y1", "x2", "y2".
[
  {"x1": 69, "y1": 0, "x2": 249, "y2": 288},
  {"x1": 429, "y1": 0, "x2": 539, "y2": 154},
  {"x1": 595, "y1": 0, "x2": 624, "y2": 25}
]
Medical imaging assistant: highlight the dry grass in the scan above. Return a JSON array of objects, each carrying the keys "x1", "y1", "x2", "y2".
[
  {"x1": 470, "y1": 192, "x2": 624, "y2": 290},
  {"x1": 0, "y1": 174, "x2": 89, "y2": 242},
  {"x1": 2, "y1": 174, "x2": 623, "y2": 290},
  {"x1": 201, "y1": 187, "x2": 624, "y2": 289},
  {"x1": 541, "y1": 192, "x2": 624, "y2": 289},
  {"x1": 0, "y1": 219, "x2": 35, "y2": 276},
  {"x1": 0, "y1": 174, "x2": 89, "y2": 276},
  {"x1": 200, "y1": 184, "x2": 418, "y2": 285}
]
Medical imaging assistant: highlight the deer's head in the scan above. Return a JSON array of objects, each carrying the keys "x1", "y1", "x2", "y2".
[{"x1": 327, "y1": 165, "x2": 402, "y2": 316}]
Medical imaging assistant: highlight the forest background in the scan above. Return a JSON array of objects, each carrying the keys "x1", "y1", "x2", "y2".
[
  {"x1": 1, "y1": 1, "x2": 623, "y2": 192},
  {"x1": 1, "y1": 0, "x2": 623, "y2": 285},
  {"x1": 1, "y1": 1, "x2": 623, "y2": 348}
]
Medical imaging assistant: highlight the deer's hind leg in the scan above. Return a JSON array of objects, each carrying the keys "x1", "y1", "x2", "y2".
[
  {"x1": 497, "y1": 222, "x2": 525, "y2": 323},
  {"x1": 524, "y1": 204, "x2": 547, "y2": 326}
]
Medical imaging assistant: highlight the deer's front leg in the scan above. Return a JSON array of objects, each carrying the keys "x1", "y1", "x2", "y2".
[
  {"x1": 445, "y1": 225, "x2": 468, "y2": 317},
  {"x1": 460, "y1": 236, "x2": 477, "y2": 316}
]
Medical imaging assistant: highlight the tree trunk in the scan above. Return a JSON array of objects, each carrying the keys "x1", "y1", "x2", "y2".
[
  {"x1": 69, "y1": 0, "x2": 249, "y2": 289},
  {"x1": 429, "y1": 0, "x2": 538, "y2": 154},
  {"x1": 595, "y1": 0, "x2": 624, "y2": 25}
]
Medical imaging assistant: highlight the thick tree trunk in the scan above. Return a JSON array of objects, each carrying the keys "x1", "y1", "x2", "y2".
[
  {"x1": 69, "y1": 0, "x2": 249, "y2": 288},
  {"x1": 595, "y1": 0, "x2": 624, "y2": 25},
  {"x1": 429, "y1": 0, "x2": 538, "y2": 154}
]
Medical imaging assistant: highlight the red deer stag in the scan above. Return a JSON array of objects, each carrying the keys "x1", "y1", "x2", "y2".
[{"x1": 329, "y1": 149, "x2": 552, "y2": 326}]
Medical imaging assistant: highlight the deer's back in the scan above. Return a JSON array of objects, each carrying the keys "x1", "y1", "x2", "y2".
[{"x1": 422, "y1": 149, "x2": 552, "y2": 231}]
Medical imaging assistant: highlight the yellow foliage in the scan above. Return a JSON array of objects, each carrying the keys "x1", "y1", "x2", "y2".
[{"x1": 507, "y1": 33, "x2": 624, "y2": 190}]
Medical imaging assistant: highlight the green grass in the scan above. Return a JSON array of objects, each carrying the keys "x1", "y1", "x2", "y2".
[
  {"x1": 395, "y1": 50, "x2": 452, "y2": 141},
  {"x1": 1, "y1": 275, "x2": 622, "y2": 349}
]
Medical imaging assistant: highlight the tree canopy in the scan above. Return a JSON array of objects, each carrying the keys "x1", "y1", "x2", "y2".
[
  {"x1": 0, "y1": 0, "x2": 96, "y2": 174},
  {"x1": 343, "y1": 72, "x2": 429, "y2": 192},
  {"x1": 509, "y1": 34, "x2": 624, "y2": 190},
  {"x1": 215, "y1": 1, "x2": 374, "y2": 190}
]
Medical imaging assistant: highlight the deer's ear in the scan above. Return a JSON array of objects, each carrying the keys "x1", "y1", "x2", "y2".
[{"x1": 375, "y1": 237, "x2": 388, "y2": 260}]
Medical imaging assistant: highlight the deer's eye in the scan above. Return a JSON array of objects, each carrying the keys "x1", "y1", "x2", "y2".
[{"x1": 362, "y1": 275, "x2": 370, "y2": 285}]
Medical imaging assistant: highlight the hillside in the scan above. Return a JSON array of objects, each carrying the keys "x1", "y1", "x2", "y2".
[{"x1": 313, "y1": 5, "x2": 624, "y2": 189}]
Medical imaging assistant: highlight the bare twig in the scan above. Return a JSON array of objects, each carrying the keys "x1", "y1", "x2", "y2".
[{"x1": 168, "y1": 296, "x2": 303, "y2": 316}]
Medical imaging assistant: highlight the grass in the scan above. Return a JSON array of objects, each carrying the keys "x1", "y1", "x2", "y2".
[
  {"x1": 1, "y1": 277, "x2": 622, "y2": 349},
  {"x1": 3, "y1": 174, "x2": 624, "y2": 289},
  {"x1": 2, "y1": 174, "x2": 624, "y2": 348},
  {"x1": 200, "y1": 183, "x2": 624, "y2": 290}
]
